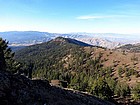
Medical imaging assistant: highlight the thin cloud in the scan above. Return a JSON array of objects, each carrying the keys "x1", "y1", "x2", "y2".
[
  {"x1": 76, "y1": 15, "x2": 128, "y2": 20},
  {"x1": 76, "y1": 16, "x2": 104, "y2": 20}
]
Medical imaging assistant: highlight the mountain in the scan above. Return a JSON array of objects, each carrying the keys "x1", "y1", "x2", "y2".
[
  {"x1": 15, "y1": 37, "x2": 140, "y2": 86},
  {"x1": 15, "y1": 37, "x2": 140, "y2": 104},
  {"x1": 76, "y1": 38, "x2": 120, "y2": 48},
  {"x1": 0, "y1": 37, "x2": 115, "y2": 105},
  {"x1": 117, "y1": 43, "x2": 140, "y2": 52},
  {"x1": 0, "y1": 31, "x2": 52, "y2": 46},
  {"x1": 0, "y1": 31, "x2": 126, "y2": 48},
  {"x1": 15, "y1": 37, "x2": 95, "y2": 67},
  {"x1": 9, "y1": 46, "x2": 26, "y2": 51},
  {"x1": 53, "y1": 37, "x2": 93, "y2": 47},
  {"x1": 0, "y1": 31, "x2": 87, "y2": 46}
]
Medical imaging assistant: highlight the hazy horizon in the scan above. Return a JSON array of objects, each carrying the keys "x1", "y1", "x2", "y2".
[{"x1": 0, "y1": 30, "x2": 140, "y2": 35}]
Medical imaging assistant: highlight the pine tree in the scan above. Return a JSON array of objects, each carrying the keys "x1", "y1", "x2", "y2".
[
  {"x1": 91, "y1": 77, "x2": 113, "y2": 100},
  {"x1": 114, "y1": 81, "x2": 130, "y2": 98},
  {"x1": 0, "y1": 38, "x2": 21, "y2": 73},
  {"x1": 0, "y1": 45, "x2": 6, "y2": 70}
]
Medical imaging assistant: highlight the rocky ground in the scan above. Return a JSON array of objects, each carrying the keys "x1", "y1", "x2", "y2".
[{"x1": 0, "y1": 70, "x2": 115, "y2": 105}]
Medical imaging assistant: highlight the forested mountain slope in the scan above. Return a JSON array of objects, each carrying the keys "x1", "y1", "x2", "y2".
[
  {"x1": 15, "y1": 37, "x2": 140, "y2": 104},
  {"x1": 0, "y1": 37, "x2": 115, "y2": 105}
]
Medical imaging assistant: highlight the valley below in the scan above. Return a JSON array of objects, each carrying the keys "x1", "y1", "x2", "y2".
[{"x1": 1, "y1": 31, "x2": 140, "y2": 49}]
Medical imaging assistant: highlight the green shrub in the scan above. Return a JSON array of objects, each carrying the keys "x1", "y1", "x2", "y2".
[
  {"x1": 131, "y1": 83, "x2": 140, "y2": 101},
  {"x1": 91, "y1": 77, "x2": 113, "y2": 100},
  {"x1": 114, "y1": 82, "x2": 130, "y2": 98}
]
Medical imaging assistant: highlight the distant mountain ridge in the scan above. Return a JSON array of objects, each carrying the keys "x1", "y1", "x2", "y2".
[
  {"x1": 0, "y1": 31, "x2": 139, "y2": 48},
  {"x1": 117, "y1": 43, "x2": 140, "y2": 52},
  {"x1": 76, "y1": 38, "x2": 120, "y2": 48}
]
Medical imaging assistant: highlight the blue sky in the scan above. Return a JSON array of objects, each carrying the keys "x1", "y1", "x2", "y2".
[{"x1": 0, "y1": 0, "x2": 140, "y2": 33}]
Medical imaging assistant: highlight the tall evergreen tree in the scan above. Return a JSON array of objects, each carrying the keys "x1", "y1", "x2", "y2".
[
  {"x1": 91, "y1": 77, "x2": 113, "y2": 100},
  {"x1": 0, "y1": 38, "x2": 21, "y2": 73},
  {"x1": 0, "y1": 45, "x2": 6, "y2": 70}
]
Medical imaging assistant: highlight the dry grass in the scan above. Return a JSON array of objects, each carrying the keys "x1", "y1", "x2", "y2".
[{"x1": 85, "y1": 47, "x2": 140, "y2": 86}]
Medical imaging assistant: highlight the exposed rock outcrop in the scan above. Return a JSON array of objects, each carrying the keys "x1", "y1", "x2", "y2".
[{"x1": 0, "y1": 70, "x2": 114, "y2": 105}]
